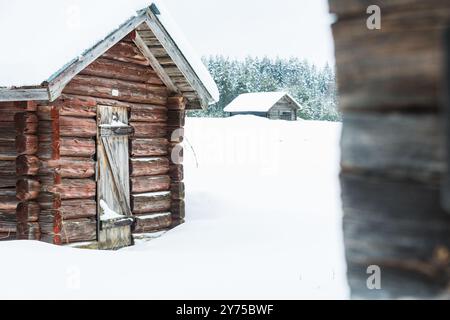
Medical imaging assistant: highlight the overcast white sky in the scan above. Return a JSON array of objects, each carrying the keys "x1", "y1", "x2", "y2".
[
  {"x1": 163, "y1": 0, "x2": 335, "y2": 67},
  {"x1": 0, "y1": 0, "x2": 335, "y2": 87}
]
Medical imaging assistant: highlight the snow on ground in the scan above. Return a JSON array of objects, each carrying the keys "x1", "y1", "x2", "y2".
[{"x1": 0, "y1": 116, "x2": 348, "y2": 299}]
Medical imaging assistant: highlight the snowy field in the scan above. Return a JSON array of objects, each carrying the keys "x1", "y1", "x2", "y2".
[{"x1": 0, "y1": 116, "x2": 348, "y2": 299}]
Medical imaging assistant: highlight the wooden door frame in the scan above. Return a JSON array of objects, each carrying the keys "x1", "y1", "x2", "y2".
[{"x1": 95, "y1": 104, "x2": 134, "y2": 248}]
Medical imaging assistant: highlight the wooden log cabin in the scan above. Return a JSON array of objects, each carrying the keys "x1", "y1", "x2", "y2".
[
  {"x1": 224, "y1": 92, "x2": 301, "y2": 121},
  {"x1": 0, "y1": 2, "x2": 219, "y2": 249},
  {"x1": 330, "y1": 0, "x2": 450, "y2": 298}
]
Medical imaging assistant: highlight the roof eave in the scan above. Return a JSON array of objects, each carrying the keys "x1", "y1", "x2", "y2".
[
  {"x1": 0, "y1": 5, "x2": 219, "y2": 108},
  {"x1": 0, "y1": 87, "x2": 50, "y2": 102},
  {"x1": 46, "y1": 11, "x2": 148, "y2": 102},
  {"x1": 145, "y1": 7, "x2": 218, "y2": 110},
  {"x1": 284, "y1": 93, "x2": 302, "y2": 110}
]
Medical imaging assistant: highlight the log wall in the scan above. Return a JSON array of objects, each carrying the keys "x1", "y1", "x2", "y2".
[
  {"x1": 36, "y1": 98, "x2": 97, "y2": 245},
  {"x1": 267, "y1": 98, "x2": 297, "y2": 121},
  {"x1": 330, "y1": 0, "x2": 450, "y2": 298},
  {"x1": 0, "y1": 102, "x2": 37, "y2": 241},
  {"x1": 167, "y1": 97, "x2": 186, "y2": 227},
  {"x1": 0, "y1": 104, "x2": 17, "y2": 240}
]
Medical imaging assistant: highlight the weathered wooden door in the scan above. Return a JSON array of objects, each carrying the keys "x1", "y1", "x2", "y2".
[{"x1": 97, "y1": 105, "x2": 134, "y2": 250}]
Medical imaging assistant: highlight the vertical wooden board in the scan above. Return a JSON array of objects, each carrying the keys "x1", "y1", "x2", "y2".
[
  {"x1": 98, "y1": 224, "x2": 133, "y2": 250},
  {"x1": 97, "y1": 106, "x2": 131, "y2": 217}
]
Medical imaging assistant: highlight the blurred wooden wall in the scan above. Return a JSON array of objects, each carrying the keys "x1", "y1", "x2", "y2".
[{"x1": 330, "y1": 0, "x2": 450, "y2": 298}]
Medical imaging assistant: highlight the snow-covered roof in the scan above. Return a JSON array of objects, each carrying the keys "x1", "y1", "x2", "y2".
[
  {"x1": 0, "y1": 0, "x2": 219, "y2": 108},
  {"x1": 224, "y1": 92, "x2": 301, "y2": 113}
]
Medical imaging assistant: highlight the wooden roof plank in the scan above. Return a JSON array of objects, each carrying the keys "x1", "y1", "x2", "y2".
[
  {"x1": 0, "y1": 88, "x2": 49, "y2": 102},
  {"x1": 144, "y1": 10, "x2": 211, "y2": 109},
  {"x1": 133, "y1": 32, "x2": 179, "y2": 94}
]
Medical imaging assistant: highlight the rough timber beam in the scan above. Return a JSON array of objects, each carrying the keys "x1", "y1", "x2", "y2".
[
  {"x1": 132, "y1": 31, "x2": 179, "y2": 93},
  {"x1": 145, "y1": 9, "x2": 211, "y2": 109}
]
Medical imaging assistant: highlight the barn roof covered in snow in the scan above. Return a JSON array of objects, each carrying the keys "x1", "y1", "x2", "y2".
[
  {"x1": 0, "y1": 0, "x2": 219, "y2": 109},
  {"x1": 224, "y1": 92, "x2": 302, "y2": 113}
]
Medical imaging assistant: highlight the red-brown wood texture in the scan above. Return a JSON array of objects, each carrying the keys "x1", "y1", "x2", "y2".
[
  {"x1": 0, "y1": 103, "x2": 30, "y2": 240},
  {"x1": 13, "y1": 101, "x2": 41, "y2": 240}
]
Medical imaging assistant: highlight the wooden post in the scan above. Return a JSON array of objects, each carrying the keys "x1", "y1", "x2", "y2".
[
  {"x1": 330, "y1": 0, "x2": 450, "y2": 299},
  {"x1": 167, "y1": 96, "x2": 186, "y2": 226},
  {"x1": 37, "y1": 104, "x2": 64, "y2": 245},
  {"x1": 15, "y1": 101, "x2": 40, "y2": 240}
]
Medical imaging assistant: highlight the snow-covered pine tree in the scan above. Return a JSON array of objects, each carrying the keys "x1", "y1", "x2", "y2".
[{"x1": 191, "y1": 56, "x2": 340, "y2": 121}]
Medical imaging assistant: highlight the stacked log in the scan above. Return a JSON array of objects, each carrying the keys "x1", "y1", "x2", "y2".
[
  {"x1": 330, "y1": 0, "x2": 450, "y2": 298},
  {"x1": 0, "y1": 188, "x2": 18, "y2": 240},
  {"x1": 128, "y1": 98, "x2": 173, "y2": 233},
  {"x1": 35, "y1": 104, "x2": 59, "y2": 244},
  {"x1": 36, "y1": 102, "x2": 97, "y2": 245},
  {"x1": 64, "y1": 75, "x2": 168, "y2": 106},
  {"x1": 0, "y1": 102, "x2": 41, "y2": 240},
  {"x1": 167, "y1": 96, "x2": 187, "y2": 227},
  {"x1": 14, "y1": 102, "x2": 40, "y2": 240}
]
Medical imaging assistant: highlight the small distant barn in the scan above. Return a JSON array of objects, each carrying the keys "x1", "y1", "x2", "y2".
[
  {"x1": 224, "y1": 92, "x2": 301, "y2": 121},
  {"x1": 0, "y1": 2, "x2": 219, "y2": 249}
]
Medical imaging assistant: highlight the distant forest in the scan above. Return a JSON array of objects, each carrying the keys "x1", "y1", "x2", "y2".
[{"x1": 189, "y1": 56, "x2": 340, "y2": 122}]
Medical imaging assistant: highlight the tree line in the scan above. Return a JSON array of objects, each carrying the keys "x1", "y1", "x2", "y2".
[{"x1": 189, "y1": 56, "x2": 340, "y2": 121}]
